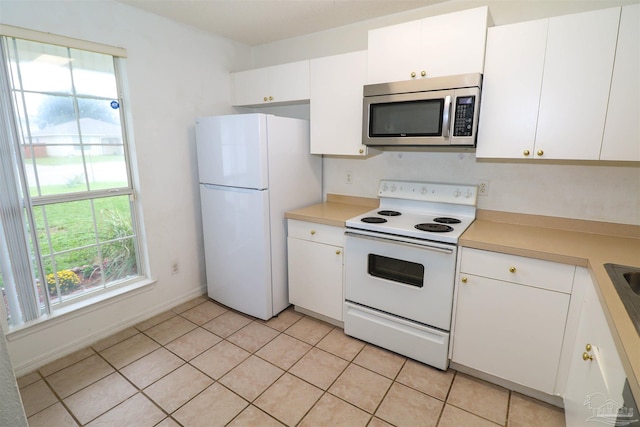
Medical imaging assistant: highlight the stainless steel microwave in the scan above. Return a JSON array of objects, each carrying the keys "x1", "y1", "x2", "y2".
[{"x1": 363, "y1": 73, "x2": 482, "y2": 147}]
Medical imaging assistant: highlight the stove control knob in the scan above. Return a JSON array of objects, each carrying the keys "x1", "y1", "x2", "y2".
[
  {"x1": 381, "y1": 183, "x2": 388, "y2": 192},
  {"x1": 465, "y1": 189, "x2": 473, "y2": 198},
  {"x1": 454, "y1": 189, "x2": 461, "y2": 197},
  {"x1": 420, "y1": 186, "x2": 427, "y2": 195},
  {"x1": 390, "y1": 184, "x2": 397, "y2": 192}
]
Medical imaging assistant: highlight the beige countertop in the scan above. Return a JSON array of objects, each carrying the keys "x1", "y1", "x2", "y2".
[
  {"x1": 284, "y1": 194, "x2": 379, "y2": 227},
  {"x1": 285, "y1": 198, "x2": 640, "y2": 402},
  {"x1": 461, "y1": 210, "x2": 640, "y2": 404}
]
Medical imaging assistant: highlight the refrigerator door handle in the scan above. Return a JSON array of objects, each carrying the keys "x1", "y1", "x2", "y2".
[{"x1": 202, "y1": 183, "x2": 264, "y2": 192}]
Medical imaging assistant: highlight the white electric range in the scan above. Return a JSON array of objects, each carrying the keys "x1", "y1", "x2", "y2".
[{"x1": 343, "y1": 179, "x2": 478, "y2": 370}]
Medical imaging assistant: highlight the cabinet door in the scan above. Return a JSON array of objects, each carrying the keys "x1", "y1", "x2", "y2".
[
  {"x1": 564, "y1": 275, "x2": 626, "y2": 426},
  {"x1": 231, "y1": 61, "x2": 309, "y2": 106},
  {"x1": 535, "y1": 7, "x2": 620, "y2": 160},
  {"x1": 269, "y1": 60, "x2": 310, "y2": 104},
  {"x1": 476, "y1": 19, "x2": 548, "y2": 159},
  {"x1": 367, "y1": 19, "x2": 422, "y2": 84},
  {"x1": 287, "y1": 237, "x2": 344, "y2": 321},
  {"x1": 452, "y1": 274, "x2": 570, "y2": 394},
  {"x1": 231, "y1": 68, "x2": 270, "y2": 106},
  {"x1": 601, "y1": 4, "x2": 640, "y2": 161},
  {"x1": 419, "y1": 6, "x2": 489, "y2": 78},
  {"x1": 310, "y1": 51, "x2": 375, "y2": 156}
]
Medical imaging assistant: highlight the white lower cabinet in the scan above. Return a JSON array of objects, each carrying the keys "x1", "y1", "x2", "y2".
[
  {"x1": 287, "y1": 220, "x2": 344, "y2": 322},
  {"x1": 452, "y1": 248, "x2": 575, "y2": 394},
  {"x1": 564, "y1": 268, "x2": 626, "y2": 426}
]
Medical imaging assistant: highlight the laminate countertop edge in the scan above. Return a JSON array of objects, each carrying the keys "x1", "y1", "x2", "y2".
[{"x1": 460, "y1": 216, "x2": 640, "y2": 405}]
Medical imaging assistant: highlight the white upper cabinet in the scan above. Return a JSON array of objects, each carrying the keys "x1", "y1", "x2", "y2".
[
  {"x1": 477, "y1": 7, "x2": 625, "y2": 160},
  {"x1": 367, "y1": 19, "x2": 422, "y2": 84},
  {"x1": 601, "y1": 4, "x2": 640, "y2": 161},
  {"x1": 536, "y1": 7, "x2": 620, "y2": 160},
  {"x1": 367, "y1": 7, "x2": 490, "y2": 84},
  {"x1": 475, "y1": 19, "x2": 548, "y2": 159},
  {"x1": 310, "y1": 51, "x2": 377, "y2": 156},
  {"x1": 419, "y1": 7, "x2": 490, "y2": 79},
  {"x1": 231, "y1": 60, "x2": 310, "y2": 107}
]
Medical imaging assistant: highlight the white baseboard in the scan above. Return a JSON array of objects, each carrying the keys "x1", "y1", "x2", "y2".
[
  {"x1": 12, "y1": 285, "x2": 206, "y2": 377},
  {"x1": 449, "y1": 361, "x2": 565, "y2": 408},
  {"x1": 293, "y1": 305, "x2": 344, "y2": 328}
]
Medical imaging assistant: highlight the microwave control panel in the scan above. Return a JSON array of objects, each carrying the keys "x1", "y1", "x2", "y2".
[{"x1": 453, "y1": 96, "x2": 475, "y2": 137}]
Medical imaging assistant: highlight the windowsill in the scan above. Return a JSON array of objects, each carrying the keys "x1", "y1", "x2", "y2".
[{"x1": 5, "y1": 277, "x2": 157, "y2": 341}]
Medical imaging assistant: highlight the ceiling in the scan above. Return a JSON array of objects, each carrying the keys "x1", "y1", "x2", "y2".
[{"x1": 116, "y1": 0, "x2": 446, "y2": 46}]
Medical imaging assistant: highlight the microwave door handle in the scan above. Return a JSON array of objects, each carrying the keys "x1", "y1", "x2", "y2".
[{"x1": 442, "y1": 95, "x2": 451, "y2": 138}]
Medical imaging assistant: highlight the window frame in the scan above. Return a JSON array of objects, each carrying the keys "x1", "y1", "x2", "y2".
[{"x1": 0, "y1": 25, "x2": 150, "y2": 332}]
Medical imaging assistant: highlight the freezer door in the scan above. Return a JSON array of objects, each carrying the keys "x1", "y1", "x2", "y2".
[
  {"x1": 200, "y1": 183, "x2": 273, "y2": 319},
  {"x1": 195, "y1": 114, "x2": 269, "y2": 189}
]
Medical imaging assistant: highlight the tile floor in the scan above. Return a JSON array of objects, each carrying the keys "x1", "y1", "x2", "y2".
[{"x1": 18, "y1": 296, "x2": 566, "y2": 426}]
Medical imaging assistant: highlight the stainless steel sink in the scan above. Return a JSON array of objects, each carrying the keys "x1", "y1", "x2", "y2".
[
  {"x1": 623, "y1": 272, "x2": 640, "y2": 296},
  {"x1": 605, "y1": 263, "x2": 640, "y2": 336}
]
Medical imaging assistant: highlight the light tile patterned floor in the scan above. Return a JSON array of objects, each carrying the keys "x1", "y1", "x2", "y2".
[{"x1": 18, "y1": 296, "x2": 566, "y2": 426}]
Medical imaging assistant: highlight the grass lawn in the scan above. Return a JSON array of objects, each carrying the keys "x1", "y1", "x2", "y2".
[
  {"x1": 33, "y1": 189, "x2": 132, "y2": 275},
  {"x1": 1, "y1": 159, "x2": 136, "y2": 301},
  {"x1": 0, "y1": 174, "x2": 137, "y2": 298},
  {"x1": 1, "y1": 187, "x2": 135, "y2": 298}
]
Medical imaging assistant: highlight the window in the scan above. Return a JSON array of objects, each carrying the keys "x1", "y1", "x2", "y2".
[{"x1": 0, "y1": 29, "x2": 146, "y2": 329}]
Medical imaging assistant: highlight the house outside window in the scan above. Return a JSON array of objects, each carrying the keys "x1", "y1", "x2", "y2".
[{"x1": 0, "y1": 27, "x2": 147, "y2": 330}]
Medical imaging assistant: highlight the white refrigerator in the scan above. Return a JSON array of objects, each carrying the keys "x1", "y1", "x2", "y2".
[{"x1": 195, "y1": 113, "x2": 322, "y2": 320}]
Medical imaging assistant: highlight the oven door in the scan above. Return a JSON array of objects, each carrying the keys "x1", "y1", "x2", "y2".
[{"x1": 344, "y1": 230, "x2": 457, "y2": 330}]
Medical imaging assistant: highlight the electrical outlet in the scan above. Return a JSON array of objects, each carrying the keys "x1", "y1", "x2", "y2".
[
  {"x1": 478, "y1": 179, "x2": 489, "y2": 196},
  {"x1": 345, "y1": 171, "x2": 353, "y2": 184}
]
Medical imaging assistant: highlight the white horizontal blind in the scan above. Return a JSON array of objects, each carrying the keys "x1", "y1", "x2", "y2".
[
  {"x1": 0, "y1": 41, "x2": 42, "y2": 325},
  {"x1": 0, "y1": 24, "x2": 126, "y2": 58}
]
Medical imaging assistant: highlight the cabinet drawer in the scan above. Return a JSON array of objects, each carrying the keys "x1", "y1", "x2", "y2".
[
  {"x1": 287, "y1": 219, "x2": 344, "y2": 246},
  {"x1": 460, "y1": 247, "x2": 575, "y2": 293}
]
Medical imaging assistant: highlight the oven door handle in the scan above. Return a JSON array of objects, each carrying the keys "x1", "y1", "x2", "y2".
[{"x1": 345, "y1": 231, "x2": 454, "y2": 255}]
